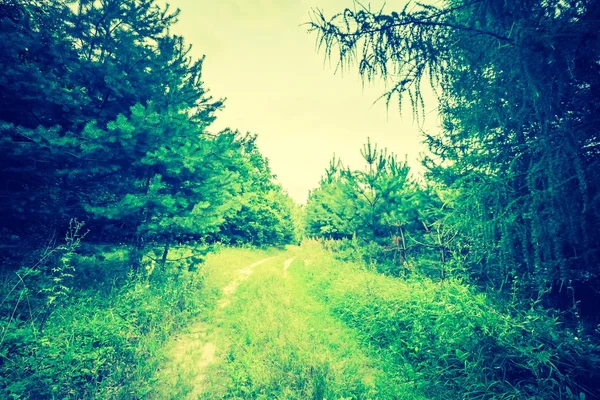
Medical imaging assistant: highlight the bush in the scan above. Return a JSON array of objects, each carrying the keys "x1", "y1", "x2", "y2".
[{"x1": 320, "y1": 237, "x2": 421, "y2": 278}]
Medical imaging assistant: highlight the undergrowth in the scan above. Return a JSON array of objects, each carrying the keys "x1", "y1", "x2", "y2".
[
  {"x1": 299, "y1": 240, "x2": 600, "y2": 399},
  {"x1": 0, "y1": 238, "x2": 214, "y2": 399},
  {"x1": 5, "y1": 237, "x2": 599, "y2": 399}
]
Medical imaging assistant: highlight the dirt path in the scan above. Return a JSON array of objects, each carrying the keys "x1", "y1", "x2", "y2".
[
  {"x1": 152, "y1": 247, "x2": 416, "y2": 399},
  {"x1": 283, "y1": 257, "x2": 295, "y2": 277},
  {"x1": 152, "y1": 254, "x2": 278, "y2": 399},
  {"x1": 218, "y1": 256, "x2": 276, "y2": 309}
]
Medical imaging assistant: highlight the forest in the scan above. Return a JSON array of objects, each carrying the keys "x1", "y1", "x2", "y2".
[{"x1": 1, "y1": 0, "x2": 599, "y2": 399}]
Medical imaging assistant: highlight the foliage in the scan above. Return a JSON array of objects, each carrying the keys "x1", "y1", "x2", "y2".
[
  {"x1": 306, "y1": 140, "x2": 459, "y2": 278},
  {"x1": 308, "y1": 0, "x2": 600, "y2": 320},
  {"x1": 0, "y1": 0, "x2": 299, "y2": 260},
  {"x1": 306, "y1": 140, "x2": 411, "y2": 241},
  {"x1": 218, "y1": 134, "x2": 302, "y2": 247},
  {"x1": 0, "y1": 242, "x2": 209, "y2": 399},
  {"x1": 0, "y1": 0, "x2": 301, "y2": 398},
  {"x1": 0, "y1": 0, "x2": 219, "y2": 240},
  {"x1": 155, "y1": 247, "x2": 419, "y2": 399}
]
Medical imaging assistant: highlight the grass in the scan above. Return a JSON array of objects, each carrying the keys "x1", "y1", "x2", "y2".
[
  {"x1": 153, "y1": 245, "x2": 422, "y2": 399},
  {"x1": 296, "y1": 240, "x2": 600, "y2": 399},
  {"x1": 1, "y1": 244, "x2": 213, "y2": 399},
  {"x1": 10, "y1": 241, "x2": 592, "y2": 398},
  {"x1": 151, "y1": 247, "x2": 283, "y2": 399}
]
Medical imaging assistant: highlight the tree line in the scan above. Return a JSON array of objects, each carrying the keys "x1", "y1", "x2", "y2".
[
  {"x1": 0, "y1": 0, "x2": 300, "y2": 269},
  {"x1": 305, "y1": 2, "x2": 600, "y2": 395},
  {"x1": 306, "y1": 0, "x2": 600, "y2": 324}
]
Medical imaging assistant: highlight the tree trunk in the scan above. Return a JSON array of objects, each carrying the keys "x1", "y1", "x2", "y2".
[{"x1": 159, "y1": 241, "x2": 170, "y2": 270}]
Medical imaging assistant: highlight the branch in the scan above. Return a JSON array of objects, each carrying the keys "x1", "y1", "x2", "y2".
[
  {"x1": 334, "y1": 17, "x2": 517, "y2": 46},
  {"x1": 146, "y1": 254, "x2": 197, "y2": 263}
]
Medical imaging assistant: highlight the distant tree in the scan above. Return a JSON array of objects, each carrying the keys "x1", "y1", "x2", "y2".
[
  {"x1": 307, "y1": 140, "x2": 411, "y2": 240},
  {"x1": 219, "y1": 134, "x2": 301, "y2": 246},
  {"x1": 306, "y1": 140, "x2": 455, "y2": 273}
]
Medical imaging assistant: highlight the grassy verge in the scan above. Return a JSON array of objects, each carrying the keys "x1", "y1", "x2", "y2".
[
  {"x1": 297, "y1": 240, "x2": 600, "y2": 399},
  {"x1": 0, "y1": 244, "x2": 219, "y2": 399}
]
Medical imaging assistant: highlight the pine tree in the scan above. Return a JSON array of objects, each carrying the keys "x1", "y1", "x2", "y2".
[
  {"x1": 308, "y1": 0, "x2": 600, "y2": 314},
  {"x1": 0, "y1": 0, "x2": 228, "y2": 263},
  {"x1": 218, "y1": 134, "x2": 300, "y2": 246}
]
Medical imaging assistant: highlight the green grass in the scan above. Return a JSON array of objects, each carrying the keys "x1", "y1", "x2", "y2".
[
  {"x1": 150, "y1": 247, "x2": 284, "y2": 399},
  {"x1": 12, "y1": 241, "x2": 590, "y2": 398},
  {"x1": 0, "y1": 244, "x2": 213, "y2": 399},
  {"x1": 296, "y1": 240, "x2": 599, "y2": 399},
  {"x1": 154, "y1": 246, "x2": 421, "y2": 399}
]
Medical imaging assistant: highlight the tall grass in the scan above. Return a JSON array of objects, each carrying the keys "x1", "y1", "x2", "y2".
[
  {"x1": 5, "y1": 240, "x2": 598, "y2": 398},
  {"x1": 298, "y1": 240, "x2": 600, "y2": 399},
  {"x1": 0, "y1": 244, "x2": 211, "y2": 399}
]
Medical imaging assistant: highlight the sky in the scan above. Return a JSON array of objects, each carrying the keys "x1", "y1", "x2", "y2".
[{"x1": 166, "y1": 0, "x2": 440, "y2": 203}]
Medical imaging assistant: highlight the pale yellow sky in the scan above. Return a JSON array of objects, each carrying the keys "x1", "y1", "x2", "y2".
[{"x1": 166, "y1": 0, "x2": 439, "y2": 203}]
